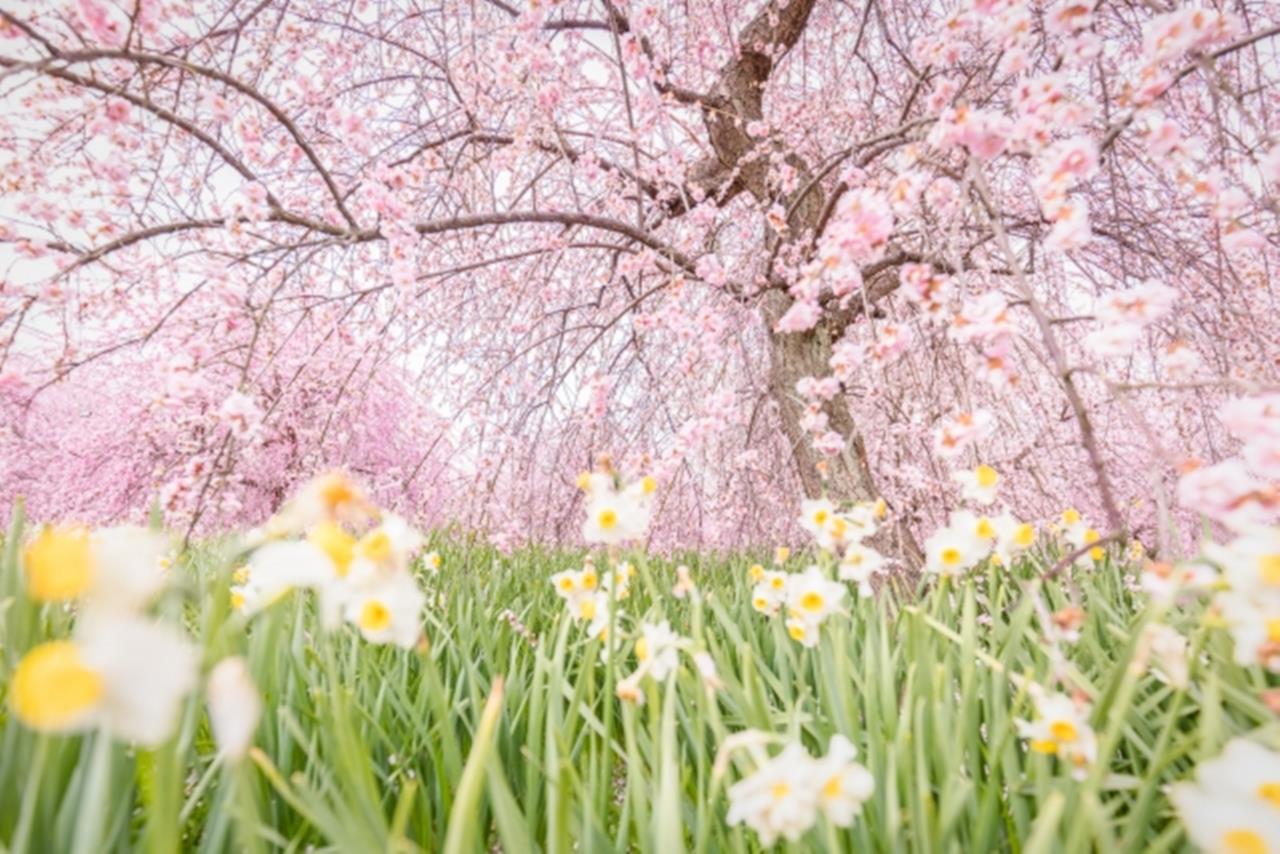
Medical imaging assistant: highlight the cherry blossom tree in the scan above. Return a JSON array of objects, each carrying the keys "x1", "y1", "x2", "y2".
[{"x1": 0, "y1": 0, "x2": 1277, "y2": 554}]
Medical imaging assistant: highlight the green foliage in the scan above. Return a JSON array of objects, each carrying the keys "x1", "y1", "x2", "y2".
[{"x1": 0, "y1": 513, "x2": 1275, "y2": 852}]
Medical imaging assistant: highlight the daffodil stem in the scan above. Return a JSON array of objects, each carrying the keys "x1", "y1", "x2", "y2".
[
  {"x1": 11, "y1": 735, "x2": 48, "y2": 853},
  {"x1": 70, "y1": 731, "x2": 113, "y2": 854}
]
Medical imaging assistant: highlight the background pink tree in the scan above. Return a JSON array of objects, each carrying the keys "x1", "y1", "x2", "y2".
[{"x1": 0, "y1": 0, "x2": 1277, "y2": 554}]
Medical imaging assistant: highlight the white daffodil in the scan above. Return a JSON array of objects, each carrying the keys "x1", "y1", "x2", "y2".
[
  {"x1": 579, "y1": 471, "x2": 654, "y2": 545},
  {"x1": 990, "y1": 512, "x2": 1036, "y2": 566},
  {"x1": 726, "y1": 742, "x2": 821, "y2": 846},
  {"x1": 953, "y1": 464, "x2": 1000, "y2": 506},
  {"x1": 1205, "y1": 530, "x2": 1280, "y2": 598},
  {"x1": 1215, "y1": 590, "x2": 1280, "y2": 672},
  {"x1": 206, "y1": 656, "x2": 262, "y2": 762},
  {"x1": 424, "y1": 551, "x2": 443, "y2": 572},
  {"x1": 343, "y1": 570, "x2": 425, "y2": 649},
  {"x1": 635, "y1": 620, "x2": 683, "y2": 681},
  {"x1": 799, "y1": 499, "x2": 837, "y2": 539},
  {"x1": 1139, "y1": 559, "x2": 1217, "y2": 602},
  {"x1": 1142, "y1": 623, "x2": 1190, "y2": 690},
  {"x1": 603, "y1": 562, "x2": 636, "y2": 601},
  {"x1": 550, "y1": 568, "x2": 583, "y2": 600},
  {"x1": 11, "y1": 612, "x2": 197, "y2": 746},
  {"x1": 813, "y1": 735, "x2": 875, "y2": 827},
  {"x1": 1171, "y1": 739, "x2": 1280, "y2": 854},
  {"x1": 838, "y1": 543, "x2": 888, "y2": 596},
  {"x1": 786, "y1": 566, "x2": 846, "y2": 625},
  {"x1": 23, "y1": 524, "x2": 171, "y2": 612},
  {"x1": 786, "y1": 615, "x2": 821, "y2": 647},
  {"x1": 1017, "y1": 690, "x2": 1096, "y2": 778},
  {"x1": 266, "y1": 470, "x2": 375, "y2": 537},
  {"x1": 582, "y1": 494, "x2": 643, "y2": 544},
  {"x1": 346, "y1": 514, "x2": 425, "y2": 581},
  {"x1": 923, "y1": 522, "x2": 987, "y2": 577},
  {"x1": 752, "y1": 571, "x2": 789, "y2": 616},
  {"x1": 1059, "y1": 508, "x2": 1088, "y2": 543},
  {"x1": 950, "y1": 510, "x2": 998, "y2": 547},
  {"x1": 693, "y1": 652, "x2": 724, "y2": 690},
  {"x1": 241, "y1": 540, "x2": 343, "y2": 622}
]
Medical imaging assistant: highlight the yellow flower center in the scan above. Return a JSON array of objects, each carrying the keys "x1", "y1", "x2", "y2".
[
  {"x1": 576, "y1": 471, "x2": 592, "y2": 490},
  {"x1": 635, "y1": 637, "x2": 649, "y2": 661},
  {"x1": 231, "y1": 590, "x2": 246, "y2": 610},
  {"x1": 1089, "y1": 546, "x2": 1105, "y2": 562},
  {"x1": 941, "y1": 547, "x2": 963, "y2": 566},
  {"x1": 11, "y1": 641, "x2": 104, "y2": 732},
  {"x1": 578, "y1": 598, "x2": 597, "y2": 621},
  {"x1": 641, "y1": 475, "x2": 657, "y2": 495},
  {"x1": 800, "y1": 591, "x2": 825, "y2": 612},
  {"x1": 1029, "y1": 739, "x2": 1058, "y2": 755},
  {"x1": 582, "y1": 571, "x2": 598, "y2": 590},
  {"x1": 319, "y1": 475, "x2": 357, "y2": 513},
  {"x1": 1049, "y1": 720, "x2": 1078, "y2": 743},
  {"x1": 845, "y1": 551, "x2": 864, "y2": 566},
  {"x1": 753, "y1": 597, "x2": 769, "y2": 610},
  {"x1": 356, "y1": 530, "x2": 392, "y2": 563},
  {"x1": 232, "y1": 565, "x2": 250, "y2": 585},
  {"x1": 976, "y1": 518, "x2": 995, "y2": 539},
  {"x1": 24, "y1": 526, "x2": 94, "y2": 602},
  {"x1": 1256, "y1": 782, "x2": 1280, "y2": 808},
  {"x1": 1266, "y1": 619, "x2": 1280, "y2": 643},
  {"x1": 429, "y1": 553, "x2": 442, "y2": 570},
  {"x1": 749, "y1": 564, "x2": 765, "y2": 581},
  {"x1": 598, "y1": 509, "x2": 618, "y2": 530},
  {"x1": 1222, "y1": 829, "x2": 1266, "y2": 854},
  {"x1": 771, "y1": 782, "x2": 791, "y2": 801},
  {"x1": 308, "y1": 522, "x2": 355, "y2": 577},
  {"x1": 770, "y1": 576, "x2": 785, "y2": 590},
  {"x1": 975, "y1": 465, "x2": 998, "y2": 488},
  {"x1": 359, "y1": 600, "x2": 392, "y2": 632},
  {"x1": 822, "y1": 775, "x2": 842, "y2": 798},
  {"x1": 788, "y1": 622, "x2": 806, "y2": 641},
  {"x1": 1062, "y1": 509, "x2": 1081, "y2": 525},
  {"x1": 774, "y1": 547, "x2": 791, "y2": 563},
  {"x1": 813, "y1": 510, "x2": 829, "y2": 526},
  {"x1": 1014, "y1": 523, "x2": 1035, "y2": 547},
  {"x1": 1260, "y1": 554, "x2": 1280, "y2": 586},
  {"x1": 559, "y1": 577, "x2": 576, "y2": 592},
  {"x1": 873, "y1": 498, "x2": 888, "y2": 519}
]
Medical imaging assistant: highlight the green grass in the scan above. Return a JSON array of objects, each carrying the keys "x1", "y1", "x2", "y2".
[{"x1": 0, "y1": 503, "x2": 1275, "y2": 853}]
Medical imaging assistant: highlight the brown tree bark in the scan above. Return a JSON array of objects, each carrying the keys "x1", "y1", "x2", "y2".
[{"x1": 684, "y1": 0, "x2": 922, "y2": 565}]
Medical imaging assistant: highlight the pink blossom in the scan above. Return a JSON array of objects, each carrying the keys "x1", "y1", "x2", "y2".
[
  {"x1": 933, "y1": 410, "x2": 995, "y2": 458},
  {"x1": 1044, "y1": 200, "x2": 1091, "y2": 252},
  {"x1": 774, "y1": 300, "x2": 823, "y2": 333},
  {"x1": 813, "y1": 430, "x2": 847, "y2": 457},
  {"x1": 1083, "y1": 323, "x2": 1143, "y2": 359},
  {"x1": 1044, "y1": 0, "x2": 1095, "y2": 36},
  {"x1": 951, "y1": 291, "x2": 1012, "y2": 345},
  {"x1": 1176, "y1": 459, "x2": 1278, "y2": 532},
  {"x1": 104, "y1": 99, "x2": 131, "y2": 124},
  {"x1": 1097, "y1": 280, "x2": 1178, "y2": 327},
  {"x1": 869, "y1": 324, "x2": 913, "y2": 362},
  {"x1": 1161, "y1": 341, "x2": 1202, "y2": 380},
  {"x1": 818, "y1": 189, "x2": 895, "y2": 268},
  {"x1": 218, "y1": 391, "x2": 262, "y2": 440},
  {"x1": 75, "y1": 0, "x2": 123, "y2": 45}
]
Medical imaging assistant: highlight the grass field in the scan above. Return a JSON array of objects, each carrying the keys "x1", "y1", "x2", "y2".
[{"x1": 0, "y1": 496, "x2": 1276, "y2": 853}]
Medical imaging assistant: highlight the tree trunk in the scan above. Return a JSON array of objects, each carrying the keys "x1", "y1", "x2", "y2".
[
  {"x1": 761, "y1": 292, "x2": 924, "y2": 568},
  {"x1": 686, "y1": 0, "x2": 922, "y2": 566}
]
